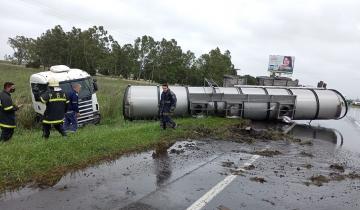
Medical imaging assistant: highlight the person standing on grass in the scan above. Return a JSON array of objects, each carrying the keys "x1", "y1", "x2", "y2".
[
  {"x1": 64, "y1": 83, "x2": 81, "y2": 132},
  {"x1": 40, "y1": 78, "x2": 68, "y2": 139},
  {"x1": 159, "y1": 83, "x2": 177, "y2": 130},
  {"x1": 0, "y1": 82, "x2": 22, "y2": 141}
]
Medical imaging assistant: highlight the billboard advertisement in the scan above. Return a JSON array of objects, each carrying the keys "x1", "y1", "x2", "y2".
[{"x1": 268, "y1": 55, "x2": 295, "y2": 74}]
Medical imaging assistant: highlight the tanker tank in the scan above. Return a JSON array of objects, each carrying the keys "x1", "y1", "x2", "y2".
[{"x1": 123, "y1": 85, "x2": 348, "y2": 121}]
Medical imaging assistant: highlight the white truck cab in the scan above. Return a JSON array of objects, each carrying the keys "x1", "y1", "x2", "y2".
[{"x1": 30, "y1": 65, "x2": 100, "y2": 125}]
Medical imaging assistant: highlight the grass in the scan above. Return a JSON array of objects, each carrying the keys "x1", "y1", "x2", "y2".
[
  {"x1": 94, "y1": 76, "x2": 151, "y2": 124},
  {"x1": 0, "y1": 63, "x2": 246, "y2": 192}
]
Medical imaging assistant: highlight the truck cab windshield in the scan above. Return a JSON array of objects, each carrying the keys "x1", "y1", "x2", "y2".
[{"x1": 60, "y1": 78, "x2": 94, "y2": 99}]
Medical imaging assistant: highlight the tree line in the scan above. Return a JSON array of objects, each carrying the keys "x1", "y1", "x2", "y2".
[{"x1": 6, "y1": 25, "x2": 236, "y2": 85}]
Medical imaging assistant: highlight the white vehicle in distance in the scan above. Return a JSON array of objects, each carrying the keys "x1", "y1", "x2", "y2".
[{"x1": 30, "y1": 65, "x2": 100, "y2": 125}]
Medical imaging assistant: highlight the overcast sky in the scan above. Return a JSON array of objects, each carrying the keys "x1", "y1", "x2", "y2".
[{"x1": 0, "y1": 0, "x2": 359, "y2": 98}]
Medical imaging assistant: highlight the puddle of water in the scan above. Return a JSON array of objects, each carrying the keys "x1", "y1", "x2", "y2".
[
  {"x1": 251, "y1": 107, "x2": 360, "y2": 154},
  {"x1": 294, "y1": 108, "x2": 360, "y2": 154}
]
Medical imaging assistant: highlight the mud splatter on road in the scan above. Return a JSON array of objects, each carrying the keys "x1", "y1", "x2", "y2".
[{"x1": 250, "y1": 177, "x2": 267, "y2": 183}]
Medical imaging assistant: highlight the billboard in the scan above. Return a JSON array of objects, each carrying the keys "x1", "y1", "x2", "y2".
[{"x1": 268, "y1": 55, "x2": 295, "y2": 74}]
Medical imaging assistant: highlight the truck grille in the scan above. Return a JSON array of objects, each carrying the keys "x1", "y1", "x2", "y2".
[{"x1": 78, "y1": 99, "x2": 99, "y2": 125}]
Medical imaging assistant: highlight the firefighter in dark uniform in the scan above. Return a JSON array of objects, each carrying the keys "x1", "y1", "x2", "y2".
[
  {"x1": 40, "y1": 79, "x2": 68, "y2": 139},
  {"x1": 0, "y1": 82, "x2": 22, "y2": 141},
  {"x1": 159, "y1": 83, "x2": 177, "y2": 129}
]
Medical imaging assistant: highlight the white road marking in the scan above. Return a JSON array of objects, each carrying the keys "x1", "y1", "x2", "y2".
[
  {"x1": 186, "y1": 154, "x2": 260, "y2": 210},
  {"x1": 346, "y1": 115, "x2": 360, "y2": 128},
  {"x1": 355, "y1": 120, "x2": 360, "y2": 128}
]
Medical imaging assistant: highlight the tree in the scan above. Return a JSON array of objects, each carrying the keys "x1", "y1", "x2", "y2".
[
  {"x1": 36, "y1": 25, "x2": 68, "y2": 68},
  {"x1": 80, "y1": 26, "x2": 112, "y2": 75},
  {"x1": 243, "y1": 75, "x2": 257, "y2": 85},
  {"x1": 133, "y1": 35, "x2": 157, "y2": 80},
  {"x1": 149, "y1": 38, "x2": 183, "y2": 83},
  {"x1": 118, "y1": 43, "x2": 138, "y2": 78},
  {"x1": 182, "y1": 50, "x2": 201, "y2": 85},
  {"x1": 8, "y1": 36, "x2": 33, "y2": 65},
  {"x1": 4, "y1": 54, "x2": 13, "y2": 61},
  {"x1": 7, "y1": 25, "x2": 239, "y2": 83},
  {"x1": 197, "y1": 47, "x2": 235, "y2": 86}
]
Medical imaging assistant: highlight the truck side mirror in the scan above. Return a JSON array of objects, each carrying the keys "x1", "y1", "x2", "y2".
[{"x1": 93, "y1": 79, "x2": 98, "y2": 92}]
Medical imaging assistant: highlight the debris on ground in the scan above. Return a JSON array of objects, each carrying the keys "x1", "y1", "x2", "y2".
[
  {"x1": 245, "y1": 126, "x2": 252, "y2": 131},
  {"x1": 169, "y1": 148, "x2": 185, "y2": 155},
  {"x1": 228, "y1": 126, "x2": 288, "y2": 143},
  {"x1": 191, "y1": 126, "x2": 215, "y2": 138},
  {"x1": 250, "y1": 177, "x2": 267, "y2": 183},
  {"x1": 299, "y1": 140, "x2": 313, "y2": 146},
  {"x1": 217, "y1": 205, "x2": 232, "y2": 210},
  {"x1": 184, "y1": 143, "x2": 200, "y2": 150},
  {"x1": 222, "y1": 161, "x2": 235, "y2": 168},
  {"x1": 300, "y1": 151, "x2": 314, "y2": 157},
  {"x1": 310, "y1": 175, "x2": 330, "y2": 186},
  {"x1": 346, "y1": 171, "x2": 360, "y2": 179},
  {"x1": 188, "y1": 121, "x2": 302, "y2": 145},
  {"x1": 243, "y1": 164, "x2": 255, "y2": 170},
  {"x1": 230, "y1": 169, "x2": 245, "y2": 176},
  {"x1": 303, "y1": 164, "x2": 313, "y2": 169},
  {"x1": 329, "y1": 173, "x2": 346, "y2": 181},
  {"x1": 262, "y1": 198, "x2": 275, "y2": 206},
  {"x1": 330, "y1": 164, "x2": 345, "y2": 173},
  {"x1": 252, "y1": 149, "x2": 282, "y2": 157},
  {"x1": 307, "y1": 171, "x2": 360, "y2": 187},
  {"x1": 219, "y1": 172, "x2": 228, "y2": 176}
]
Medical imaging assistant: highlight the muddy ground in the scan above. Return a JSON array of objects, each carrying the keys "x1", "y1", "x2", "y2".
[{"x1": 1, "y1": 117, "x2": 360, "y2": 210}]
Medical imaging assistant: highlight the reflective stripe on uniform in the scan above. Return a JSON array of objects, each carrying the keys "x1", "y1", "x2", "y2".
[
  {"x1": 3, "y1": 105, "x2": 14, "y2": 111},
  {"x1": 0, "y1": 123, "x2": 16, "y2": 128},
  {"x1": 66, "y1": 100, "x2": 70, "y2": 104},
  {"x1": 42, "y1": 119, "x2": 64, "y2": 124},
  {"x1": 40, "y1": 97, "x2": 46, "y2": 103},
  {"x1": 49, "y1": 98, "x2": 67, "y2": 102}
]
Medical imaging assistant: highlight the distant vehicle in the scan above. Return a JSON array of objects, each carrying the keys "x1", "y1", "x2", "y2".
[
  {"x1": 353, "y1": 101, "x2": 360, "y2": 106},
  {"x1": 30, "y1": 65, "x2": 100, "y2": 125}
]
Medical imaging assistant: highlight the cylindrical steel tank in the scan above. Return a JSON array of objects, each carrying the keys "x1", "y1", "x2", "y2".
[
  {"x1": 123, "y1": 85, "x2": 348, "y2": 121},
  {"x1": 214, "y1": 87, "x2": 240, "y2": 115},
  {"x1": 241, "y1": 87, "x2": 268, "y2": 120}
]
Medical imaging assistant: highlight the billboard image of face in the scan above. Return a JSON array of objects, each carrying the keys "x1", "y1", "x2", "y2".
[{"x1": 268, "y1": 55, "x2": 295, "y2": 74}]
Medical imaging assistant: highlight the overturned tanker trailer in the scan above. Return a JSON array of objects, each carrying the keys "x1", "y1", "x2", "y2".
[{"x1": 123, "y1": 85, "x2": 348, "y2": 121}]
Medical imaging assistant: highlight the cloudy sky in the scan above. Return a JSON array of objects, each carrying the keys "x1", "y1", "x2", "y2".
[{"x1": 0, "y1": 0, "x2": 359, "y2": 98}]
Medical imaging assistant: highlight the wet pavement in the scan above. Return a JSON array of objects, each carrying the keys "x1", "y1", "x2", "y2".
[{"x1": 1, "y1": 108, "x2": 360, "y2": 210}]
